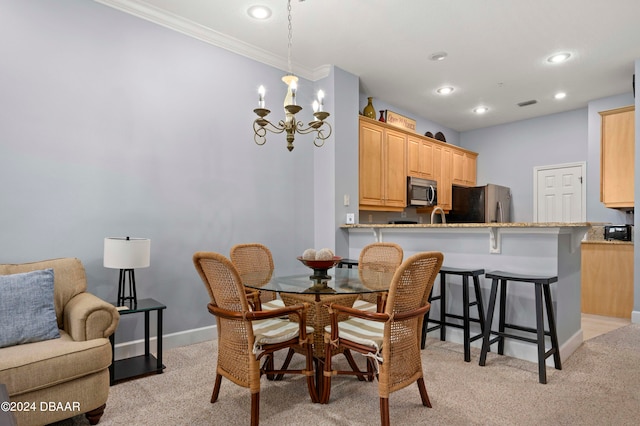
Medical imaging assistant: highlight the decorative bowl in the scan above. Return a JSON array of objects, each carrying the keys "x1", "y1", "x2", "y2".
[
  {"x1": 297, "y1": 256, "x2": 343, "y2": 270},
  {"x1": 298, "y1": 256, "x2": 342, "y2": 287}
]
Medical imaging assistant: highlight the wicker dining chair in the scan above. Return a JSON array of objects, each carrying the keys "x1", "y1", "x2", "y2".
[
  {"x1": 230, "y1": 243, "x2": 284, "y2": 310},
  {"x1": 352, "y1": 242, "x2": 404, "y2": 313},
  {"x1": 193, "y1": 252, "x2": 318, "y2": 425},
  {"x1": 321, "y1": 251, "x2": 444, "y2": 425}
]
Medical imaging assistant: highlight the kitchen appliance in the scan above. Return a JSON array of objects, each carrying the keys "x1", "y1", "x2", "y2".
[
  {"x1": 407, "y1": 177, "x2": 437, "y2": 207},
  {"x1": 604, "y1": 224, "x2": 632, "y2": 241},
  {"x1": 448, "y1": 184, "x2": 512, "y2": 223}
]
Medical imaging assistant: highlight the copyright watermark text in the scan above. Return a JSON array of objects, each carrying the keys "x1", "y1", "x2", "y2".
[{"x1": 1, "y1": 401, "x2": 81, "y2": 413}]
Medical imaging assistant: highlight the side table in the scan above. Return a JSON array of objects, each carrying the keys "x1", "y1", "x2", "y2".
[{"x1": 109, "y1": 298, "x2": 166, "y2": 385}]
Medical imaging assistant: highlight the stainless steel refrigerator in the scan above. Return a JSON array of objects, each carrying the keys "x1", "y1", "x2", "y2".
[{"x1": 448, "y1": 184, "x2": 512, "y2": 223}]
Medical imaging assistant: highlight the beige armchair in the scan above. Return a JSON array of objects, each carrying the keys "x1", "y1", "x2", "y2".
[{"x1": 0, "y1": 258, "x2": 120, "y2": 426}]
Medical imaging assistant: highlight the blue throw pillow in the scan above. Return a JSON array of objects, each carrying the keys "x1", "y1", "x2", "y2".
[{"x1": 0, "y1": 268, "x2": 60, "y2": 348}]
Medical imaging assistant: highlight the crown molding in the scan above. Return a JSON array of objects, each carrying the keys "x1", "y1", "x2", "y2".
[{"x1": 94, "y1": 0, "x2": 329, "y2": 81}]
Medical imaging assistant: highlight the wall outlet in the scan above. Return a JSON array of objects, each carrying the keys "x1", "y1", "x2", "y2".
[
  {"x1": 400, "y1": 211, "x2": 407, "y2": 218},
  {"x1": 345, "y1": 213, "x2": 355, "y2": 224}
]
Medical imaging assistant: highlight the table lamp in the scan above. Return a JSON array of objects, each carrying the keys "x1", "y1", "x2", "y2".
[{"x1": 104, "y1": 237, "x2": 151, "y2": 307}]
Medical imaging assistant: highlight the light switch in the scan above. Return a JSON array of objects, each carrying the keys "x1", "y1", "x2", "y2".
[{"x1": 344, "y1": 194, "x2": 350, "y2": 206}]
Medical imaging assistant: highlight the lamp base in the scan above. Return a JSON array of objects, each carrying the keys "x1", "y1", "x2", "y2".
[{"x1": 117, "y1": 269, "x2": 138, "y2": 307}]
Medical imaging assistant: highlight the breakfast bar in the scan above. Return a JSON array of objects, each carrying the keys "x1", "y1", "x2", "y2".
[{"x1": 341, "y1": 223, "x2": 593, "y2": 364}]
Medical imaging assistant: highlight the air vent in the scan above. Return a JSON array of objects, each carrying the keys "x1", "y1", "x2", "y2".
[{"x1": 517, "y1": 100, "x2": 538, "y2": 107}]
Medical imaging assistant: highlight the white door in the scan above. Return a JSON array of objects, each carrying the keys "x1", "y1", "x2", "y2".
[{"x1": 534, "y1": 162, "x2": 586, "y2": 222}]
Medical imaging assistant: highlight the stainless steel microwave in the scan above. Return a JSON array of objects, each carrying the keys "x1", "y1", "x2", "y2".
[{"x1": 407, "y1": 177, "x2": 437, "y2": 207}]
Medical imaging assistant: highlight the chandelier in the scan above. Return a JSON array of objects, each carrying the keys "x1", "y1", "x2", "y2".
[{"x1": 252, "y1": 0, "x2": 332, "y2": 151}]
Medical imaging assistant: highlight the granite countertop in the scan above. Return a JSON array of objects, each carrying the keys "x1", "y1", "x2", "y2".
[{"x1": 341, "y1": 222, "x2": 595, "y2": 229}]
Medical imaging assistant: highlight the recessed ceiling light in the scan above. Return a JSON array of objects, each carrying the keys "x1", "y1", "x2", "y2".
[
  {"x1": 547, "y1": 52, "x2": 571, "y2": 63},
  {"x1": 473, "y1": 106, "x2": 489, "y2": 114},
  {"x1": 429, "y1": 51, "x2": 448, "y2": 61},
  {"x1": 247, "y1": 5, "x2": 272, "y2": 20},
  {"x1": 436, "y1": 86, "x2": 454, "y2": 95},
  {"x1": 554, "y1": 92, "x2": 567, "y2": 100}
]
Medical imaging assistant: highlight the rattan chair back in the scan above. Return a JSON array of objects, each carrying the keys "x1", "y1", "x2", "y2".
[
  {"x1": 358, "y1": 242, "x2": 403, "y2": 305},
  {"x1": 230, "y1": 243, "x2": 277, "y2": 302}
]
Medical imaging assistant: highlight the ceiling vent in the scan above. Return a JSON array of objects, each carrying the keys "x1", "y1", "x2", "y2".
[{"x1": 517, "y1": 100, "x2": 538, "y2": 107}]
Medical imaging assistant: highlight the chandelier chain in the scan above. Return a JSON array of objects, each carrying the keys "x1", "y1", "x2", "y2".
[{"x1": 287, "y1": 0, "x2": 293, "y2": 75}]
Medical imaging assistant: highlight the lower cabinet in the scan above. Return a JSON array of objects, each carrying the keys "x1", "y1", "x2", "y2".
[{"x1": 581, "y1": 242, "x2": 633, "y2": 318}]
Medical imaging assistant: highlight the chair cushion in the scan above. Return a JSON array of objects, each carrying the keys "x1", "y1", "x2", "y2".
[
  {"x1": 0, "y1": 269, "x2": 60, "y2": 348},
  {"x1": 0, "y1": 330, "x2": 112, "y2": 396},
  {"x1": 261, "y1": 299, "x2": 286, "y2": 310},
  {"x1": 324, "y1": 316, "x2": 384, "y2": 353},
  {"x1": 352, "y1": 299, "x2": 378, "y2": 313},
  {"x1": 252, "y1": 318, "x2": 313, "y2": 353}
]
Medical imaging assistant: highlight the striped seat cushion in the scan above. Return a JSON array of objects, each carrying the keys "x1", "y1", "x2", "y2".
[
  {"x1": 261, "y1": 299, "x2": 285, "y2": 310},
  {"x1": 252, "y1": 318, "x2": 313, "y2": 353},
  {"x1": 324, "y1": 316, "x2": 384, "y2": 354},
  {"x1": 352, "y1": 299, "x2": 378, "y2": 313}
]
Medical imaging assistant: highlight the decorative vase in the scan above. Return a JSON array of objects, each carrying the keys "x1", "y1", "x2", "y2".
[
  {"x1": 363, "y1": 97, "x2": 376, "y2": 119},
  {"x1": 379, "y1": 110, "x2": 386, "y2": 122}
]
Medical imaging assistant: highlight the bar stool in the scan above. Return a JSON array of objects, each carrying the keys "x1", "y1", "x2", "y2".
[
  {"x1": 478, "y1": 271, "x2": 562, "y2": 384},
  {"x1": 337, "y1": 258, "x2": 358, "y2": 269},
  {"x1": 421, "y1": 266, "x2": 486, "y2": 362}
]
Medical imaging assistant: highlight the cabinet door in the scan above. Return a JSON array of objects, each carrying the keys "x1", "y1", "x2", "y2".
[
  {"x1": 407, "y1": 137, "x2": 434, "y2": 179},
  {"x1": 451, "y1": 149, "x2": 465, "y2": 186},
  {"x1": 600, "y1": 106, "x2": 634, "y2": 208},
  {"x1": 407, "y1": 137, "x2": 421, "y2": 177},
  {"x1": 359, "y1": 121, "x2": 385, "y2": 207},
  {"x1": 433, "y1": 145, "x2": 452, "y2": 210},
  {"x1": 384, "y1": 129, "x2": 407, "y2": 207},
  {"x1": 465, "y1": 153, "x2": 477, "y2": 186},
  {"x1": 581, "y1": 243, "x2": 633, "y2": 318}
]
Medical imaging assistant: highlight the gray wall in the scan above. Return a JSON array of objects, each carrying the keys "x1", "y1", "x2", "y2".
[{"x1": 0, "y1": 0, "x2": 322, "y2": 342}]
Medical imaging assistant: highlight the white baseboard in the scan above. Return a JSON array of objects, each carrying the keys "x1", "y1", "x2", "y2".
[
  {"x1": 425, "y1": 325, "x2": 583, "y2": 365},
  {"x1": 114, "y1": 325, "x2": 217, "y2": 360},
  {"x1": 632, "y1": 310, "x2": 640, "y2": 324}
]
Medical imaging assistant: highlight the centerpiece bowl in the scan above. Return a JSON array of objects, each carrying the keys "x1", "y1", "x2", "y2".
[{"x1": 297, "y1": 256, "x2": 342, "y2": 292}]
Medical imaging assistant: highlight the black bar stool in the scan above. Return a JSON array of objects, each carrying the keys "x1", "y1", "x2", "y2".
[
  {"x1": 337, "y1": 258, "x2": 358, "y2": 269},
  {"x1": 421, "y1": 266, "x2": 486, "y2": 362},
  {"x1": 478, "y1": 271, "x2": 562, "y2": 384}
]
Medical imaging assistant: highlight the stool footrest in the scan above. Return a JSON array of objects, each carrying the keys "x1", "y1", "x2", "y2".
[
  {"x1": 504, "y1": 323, "x2": 552, "y2": 337},
  {"x1": 444, "y1": 313, "x2": 482, "y2": 324}
]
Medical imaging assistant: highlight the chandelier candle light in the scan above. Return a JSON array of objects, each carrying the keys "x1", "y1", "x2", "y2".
[{"x1": 252, "y1": 0, "x2": 331, "y2": 151}]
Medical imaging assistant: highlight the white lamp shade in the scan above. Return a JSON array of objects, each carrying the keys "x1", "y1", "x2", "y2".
[{"x1": 104, "y1": 237, "x2": 151, "y2": 269}]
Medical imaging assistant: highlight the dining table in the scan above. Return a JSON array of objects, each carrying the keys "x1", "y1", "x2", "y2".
[{"x1": 241, "y1": 263, "x2": 396, "y2": 399}]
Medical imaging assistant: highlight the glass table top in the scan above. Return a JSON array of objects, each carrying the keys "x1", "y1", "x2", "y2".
[{"x1": 241, "y1": 267, "x2": 395, "y2": 295}]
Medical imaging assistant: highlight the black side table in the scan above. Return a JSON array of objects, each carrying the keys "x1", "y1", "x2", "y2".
[{"x1": 109, "y1": 298, "x2": 166, "y2": 385}]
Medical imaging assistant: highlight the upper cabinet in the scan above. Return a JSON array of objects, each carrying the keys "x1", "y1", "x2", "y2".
[
  {"x1": 451, "y1": 150, "x2": 477, "y2": 187},
  {"x1": 407, "y1": 135, "x2": 434, "y2": 179},
  {"x1": 359, "y1": 116, "x2": 477, "y2": 212},
  {"x1": 359, "y1": 117, "x2": 407, "y2": 211},
  {"x1": 599, "y1": 106, "x2": 635, "y2": 209}
]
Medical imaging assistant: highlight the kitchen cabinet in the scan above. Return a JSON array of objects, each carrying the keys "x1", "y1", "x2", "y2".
[
  {"x1": 407, "y1": 136, "x2": 434, "y2": 179},
  {"x1": 359, "y1": 117, "x2": 407, "y2": 211},
  {"x1": 433, "y1": 144, "x2": 452, "y2": 210},
  {"x1": 581, "y1": 242, "x2": 633, "y2": 318},
  {"x1": 451, "y1": 149, "x2": 477, "y2": 187},
  {"x1": 599, "y1": 106, "x2": 634, "y2": 209}
]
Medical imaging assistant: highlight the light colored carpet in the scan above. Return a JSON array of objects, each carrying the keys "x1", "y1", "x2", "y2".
[{"x1": 54, "y1": 324, "x2": 640, "y2": 425}]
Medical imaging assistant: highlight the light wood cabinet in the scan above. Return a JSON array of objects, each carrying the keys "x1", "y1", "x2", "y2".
[
  {"x1": 452, "y1": 149, "x2": 477, "y2": 187},
  {"x1": 581, "y1": 242, "x2": 634, "y2": 318},
  {"x1": 359, "y1": 116, "x2": 477, "y2": 212},
  {"x1": 599, "y1": 106, "x2": 634, "y2": 209},
  {"x1": 359, "y1": 117, "x2": 407, "y2": 211},
  {"x1": 433, "y1": 144, "x2": 452, "y2": 210},
  {"x1": 407, "y1": 136, "x2": 434, "y2": 179}
]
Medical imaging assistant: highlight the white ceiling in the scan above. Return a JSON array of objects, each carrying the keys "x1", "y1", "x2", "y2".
[{"x1": 97, "y1": 0, "x2": 640, "y2": 132}]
